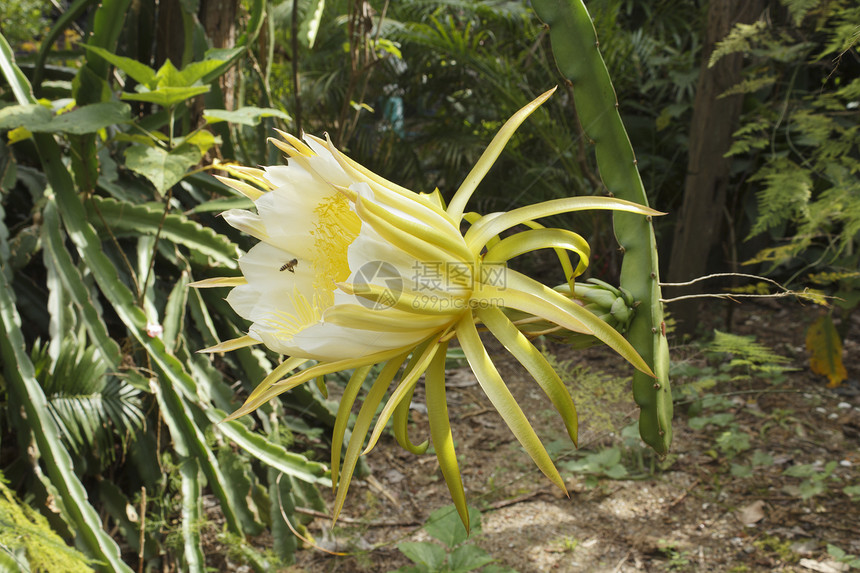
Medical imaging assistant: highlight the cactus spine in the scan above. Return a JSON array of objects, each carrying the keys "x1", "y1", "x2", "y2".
[{"x1": 530, "y1": 0, "x2": 672, "y2": 453}]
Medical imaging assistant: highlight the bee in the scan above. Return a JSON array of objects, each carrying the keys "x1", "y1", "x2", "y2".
[{"x1": 280, "y1": 258, "x2": 298, "y2": 273}]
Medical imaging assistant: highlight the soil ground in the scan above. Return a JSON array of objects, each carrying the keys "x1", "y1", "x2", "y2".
[{"x1": 280, "y1": 301, "x2": 860, "y2": 573}]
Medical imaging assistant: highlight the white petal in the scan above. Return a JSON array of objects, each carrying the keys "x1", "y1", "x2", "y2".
[
  {"x1": 262, "y1": 164, "x2": 317, "y2": 190},
  {"x1": 238, "y1": 242, "x2": 310, "y2": 287},
  {"x1": 226, "y1": 283, "x2": 262, "y2": 319},
  {"x1": 288, "y1": 321, "x2": 432, "y2": 361},
  {"x1": 304, "y1": 138, "x2": 354, "y2": 187},
  {"x1": 221, "y1": 209, "x2": 268, "y2": 241},
  {"x1": 254, "y1": 189, "x2": 321, "y2": 254}
]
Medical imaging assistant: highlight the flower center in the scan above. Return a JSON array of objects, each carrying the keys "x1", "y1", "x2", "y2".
[{"x1": 310, "y1": 193, "x2": 361, "y2": 309}]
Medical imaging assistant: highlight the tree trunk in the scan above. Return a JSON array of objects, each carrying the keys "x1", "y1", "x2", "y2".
[
  {"x1": 199, "y1": 0, "x2": 238, "y2": 110},
  {"x1": 666, "y1": 0, "x2": 765, "y2": 332}
]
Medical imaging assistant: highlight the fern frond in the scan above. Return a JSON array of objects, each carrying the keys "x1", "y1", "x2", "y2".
[
  {"x1": 779, "y1": 0, "x2": 821, "y2": 26},
  {"x1": 747, "y1": 158, "x2": 813, "y2": 239},
  {"x1": 709, "y1": 21, "x2": 768, "y2": 67},
  {"x1": 720, "y1": 74, "x2": 778, "y2": 98},
  {"x1": 708, "y1": 330, "x2": 796, "y2": 377}
]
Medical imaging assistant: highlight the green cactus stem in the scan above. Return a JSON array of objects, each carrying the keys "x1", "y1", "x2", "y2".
[{"x1": 531, "y1": 0, "x2": 672, "y2": 453}]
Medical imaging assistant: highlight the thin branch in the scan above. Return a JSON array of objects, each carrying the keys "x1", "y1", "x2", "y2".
[
  {"x1": 660, "y1": 272, "x2": 787, "y2": 290},
  {"x1": 661, "y1": 291, "x2": 813, "y2": 304}
]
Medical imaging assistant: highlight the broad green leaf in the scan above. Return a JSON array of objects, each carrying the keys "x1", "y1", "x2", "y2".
[
  {"x1": 204, "y1": 106, "x2": 291, "y2": 126},
  {"x1": 806, "y1": 314, "x2": 847, "y2": 387},
  {"x1": 175, "y1": 130, "x2": 219, "y2": 154},
  {"x1": 121, "y1": 85, "x2": 210, "y2": 107},
  {"x1": 0, "y1": 104, "x2": 51, "y2": 131},
  {"x1": 32, "y1": 0, "x2": 99, "y2": 91},
  {"x1": 214, "y1": 413, "x2": 330, "y2": 485},
  {"x1": 82, "y1": 45, "x2": 156, "y2": 86},
  {"x1": 47, "y1": 102, "x2": 131, "y2": 134},
  {"x1": 423, "y1": 504, "x2": 482, "y2": 547},
  {"x1": 164, "y1": 59, "x2": 225, "y2": 87},
  {"x1": 397, "y1": 542, "x2": 446, "y2": 570},
  {"x1": 124, "y1": 143, "x2": 202, "y2": 194},
  {"x1": 448, "y1": 545, "x2": 495, "y2": 572},
  {"x1": 163, "y1": 272, "x2": 190, "y2": 353}
]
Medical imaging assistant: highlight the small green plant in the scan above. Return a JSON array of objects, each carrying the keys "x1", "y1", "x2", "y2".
[
  {"x1": 827, "y1": 544, "x2": 860, "y2": 569},
  {"x1": 391, "y1": 505, "x2": 516, "y2": 573},
  {"x1": 753, "y1": 535, "x2": 796, "y2": 564},
  {"x1": 657, "y1": 539, "x2": 691, "y2": 570},
  {"x1": 706, "y1": 331, "x2": 795, "y2": 384},
  {"x1": 844, "y1": 485, "x2": 860, "y2": 501},
  {"x1": 782, "y1": 462, "x2": 840, "y2": 500},
  {"x1": 560, "y1": 447, "x2": 628, "y2": 488},
  {"x1": 730, "y1": 449, "x2": 775, "y2": 478}
]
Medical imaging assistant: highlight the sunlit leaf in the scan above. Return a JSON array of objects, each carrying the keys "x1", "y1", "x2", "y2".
[
  {"x1": 124, "y1": 143, "x2": 202, "y2": 194},
  {"x1": 204, "y1": 106, "x2": 291, "y2": 126}
]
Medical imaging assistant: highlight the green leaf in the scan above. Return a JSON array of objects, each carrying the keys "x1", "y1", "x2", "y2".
[
  {"x1": 424, "y1": 505, "x2": 482, "y2": 548},
  {"x1": 448, "y1": 545, "x2": 495, "y2": 572},
  {"x1": 397, "y1": 542, "x2": 446, "y2": 570},
  {"x1": 121, "y1": 86, "x2": 211, "y2": 107},
  {"x1": 303, "y1": 0, "x2": 326, "y2": 48},
  {"x1": 82, "y1": 45, "x2": 157, "y2": 87},
  {"x1": 175, "y1": 130, "x2": 219, "y2": 154},
  {"x1": 83, "y1": 195, "x2": 239, "y2": 267},
  {"x1": 204, "y1": 106, "x2": 291, "y2": 126},
  {"x1": 47, "y1": 102, "x2": 131, "y2": 134},
  {"x1": 730, "y1": 464, "x2": 753, "y2": 478},
  {"x1": 0, "y1": 33, "x2": 131, "y2": 570},
  {"x1": 0, "y1": 251, "x2": 132, "y2": 573},
  {"x1": 124, "y1": 143, "x2": 202, "y2": 194},
  {"x1": 158, "y1": 59, "x2": 225, "y2": 87},
  {"x1": 187, "y1": 196, "x2": 255, "y2": 214},
  {"x1": 0, "y1": 104, "x2": 52, "y2": 131},
  {"x1": 0, "y1": 35, "x2": 36, "y2": 104},
  {"x1": 178, "y1": 458, "x2": 206, "y2": 573},
  {"x1": 784, "y1": 464, "x2": 816, "y2": 478},
  {"x1": 151, "y1": 370, "x2": 243, "y2": 535}
]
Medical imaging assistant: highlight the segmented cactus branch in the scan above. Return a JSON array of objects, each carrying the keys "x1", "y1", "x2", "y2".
[{"x1": 531, "y1": 0, "x2": 672, "y2": 453}]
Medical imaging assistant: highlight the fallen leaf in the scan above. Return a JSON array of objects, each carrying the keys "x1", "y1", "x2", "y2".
[
  {"x1": 806, "y1": 315, "x2": 847, "y2": 387},
  {"x1": 799, "y1": 558, "x2": 849, "y2": 573},
  {"x1": 736, "y1": 500, "x2": 766, "y2": 526}
]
